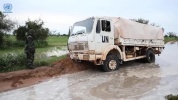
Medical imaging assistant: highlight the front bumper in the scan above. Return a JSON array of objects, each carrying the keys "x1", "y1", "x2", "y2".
[
  {"x1": 70, "y1": 53, "x2": 96, "y2": 61},
  {"x1": 69, "y1": 52, "x2": 103, "y2": 65}
]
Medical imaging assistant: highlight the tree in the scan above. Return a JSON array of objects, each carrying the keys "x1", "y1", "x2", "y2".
[
  {"x1": 130, "y1": 18, "x2": 161, "y2": 27},
  {"x1": 14, "y1": 19, "x2": 49, "y2": 41},
  {"x1": 0, "y1": 11, "x2": 15, "y2": 46},
  {"x1": 15, "y1": 26, "x2": 27, "y2": 41},
  {"x1": 167, "y1": 32, "x2": 177, "y2": 37},
  {"x1": 130, "y1": 18, "x2": 149, "y2": 24},
  {"x1": 164, "y1": 34, "x2": 168, "y2": 38}
]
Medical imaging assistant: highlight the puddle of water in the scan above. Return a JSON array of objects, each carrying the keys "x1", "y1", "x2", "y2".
[
  {"x1": 0, "y1": 78, "x2": 71, "y2": 100},
  {"x1": 35, "y1": 46, "x2": 68, "y2": 60},
  {"x1": 155, "y1": 42, "x2": 178, "y2": 77},
  {"x1": 44, "y1": 46, "x2": 68, "y2": 57},
  {"x1": 1, "y1": 46, "x2": 68, "y2": 60}
]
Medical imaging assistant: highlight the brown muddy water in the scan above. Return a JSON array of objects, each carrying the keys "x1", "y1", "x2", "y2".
[{"x1": 0, "y1": 42, "x2": 178, "y2": 100}]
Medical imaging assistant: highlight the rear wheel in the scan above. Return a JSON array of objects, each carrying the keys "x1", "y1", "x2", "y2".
[
  {"x1": 145, "y1": 50, "x2": 155, "y2": 63},
  {"x1": 103, "y1": 55, "x2": 120, "y2": 72}
]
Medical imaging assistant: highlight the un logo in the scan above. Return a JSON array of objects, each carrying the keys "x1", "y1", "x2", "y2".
[{"x1": 3, "y1": 3, "x2": 13, "y2": 13}]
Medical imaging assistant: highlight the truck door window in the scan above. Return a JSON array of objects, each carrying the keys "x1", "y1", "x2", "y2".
[
  {"x1": 96, "y1": 20, "x2": 101, "y2": 33},
  {"x1": 101, "y1": 20, "x2": 111, "y2": 32}
]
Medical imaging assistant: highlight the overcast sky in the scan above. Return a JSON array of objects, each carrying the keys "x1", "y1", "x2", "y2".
[{"x1": 0, "y1": 0, "x2": 178, "y2": 34}]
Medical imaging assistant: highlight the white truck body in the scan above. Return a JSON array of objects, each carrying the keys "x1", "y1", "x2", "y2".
[{"x1": 68, "y1": 17, "x2": 164, "y2": 71}]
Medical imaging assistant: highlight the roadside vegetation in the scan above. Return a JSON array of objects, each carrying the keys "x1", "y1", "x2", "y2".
[
  {"x1": 164, "y1": 32, "x2": 178, "y2": 43},
  {"x1": 164, "y1": 37, "x2": 178, "y2": 43},
  {"x1": 0, "y1": 11, "x2": 69, "y2": 73},
  {"x1": 0, "y1": 53, "x2": 66, "y2": 73},
  {"x1": 0, "y1": 36, "x2": 68, "y2": 73},
  {"x1": 1, "y1": 11, "x2": 177, "y2": 73},
  {"x1": 165, "y1": 94, "x2": 178, "y2": 100}
]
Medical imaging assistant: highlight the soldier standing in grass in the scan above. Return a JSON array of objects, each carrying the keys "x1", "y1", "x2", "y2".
[{"x1": 25, "y1": 29, "x2": 35, "y2": 69}]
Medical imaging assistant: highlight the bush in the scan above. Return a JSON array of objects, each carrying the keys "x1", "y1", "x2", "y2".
[
  {"x1": 35, "y1": 40, "x2": 48, "y2": 48},
  {"x1": 0, "y1": 33, "x2": 4, "y2": 47},
  {"x1": 165, "y1": 94, "x2": 178, "y2": 100},
  {"x1": 15, "y1": 26, "x2": 27, "y2": 41},
  {"x1": 1, "y1": 40, "x2": 13, "y2": 49},
  {"x1": 0, "y1": 53, "x2": 26, "y2": 72},
  {"x1": 14, "y1": 19, "x2": 49, "y2": 41},
  {"x1": 34, "y1": 60, "x2": 49, "y2": 66},
  {"x1": 0, "y1": 40, "x2": 25, "y2": 49},
  {"x1": 0, "y1": 52, "x2": 51, "y2": 73},
  {"x1": 164, "y1": 35, "x2": 168, "y2": 38},
  {"x1": 14, "y1": 40, "x2": 25, "y2": 47}
]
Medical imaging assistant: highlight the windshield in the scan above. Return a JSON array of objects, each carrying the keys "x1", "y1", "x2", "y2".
[{"x1": 71, "y1": 18, "x2": 94, "y2": 35}]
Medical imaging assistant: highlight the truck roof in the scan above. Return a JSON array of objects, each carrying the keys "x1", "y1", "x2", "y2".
[{"x1": 73, "y1": 16, "x2": 164, "y2": 40}]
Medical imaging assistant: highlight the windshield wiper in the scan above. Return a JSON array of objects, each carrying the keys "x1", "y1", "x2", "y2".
[
  {"x1": 76, "y1": 32, "x2": 84, "y2": 35},
  {"x1": 77, "y1": 32, "x2": 83, "y2": 35}
]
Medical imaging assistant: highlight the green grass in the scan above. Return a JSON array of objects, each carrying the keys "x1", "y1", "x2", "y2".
[
  {"x1": 4, "y1": 35, "x2": 16, "y2": 42},
  {"x1": 0, "y1": 35, "x2": 68, "y2": 73},
  {"x1": 47, "y1": 36, "x2": 68, "y2": 46},
  {"x1": 164, "y1": 37, "x2": 178, "y2": 43},
  {"x1": 0, "y1": 36, "x2": 68, "y2": 55},
  {"x1": 0, "y1": 47, "x2": 24, "y2": 55},
  {"x1": 0, "y1": 53, "x2": 67, "y2": 73}
]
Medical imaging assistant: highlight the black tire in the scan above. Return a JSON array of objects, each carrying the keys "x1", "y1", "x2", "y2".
[
  {"x1": 145, "y1": 50, "x2": 155, "y2": 63},
  {"x1": 103, "y1": 55, "x2": 120, "y2": 72}
]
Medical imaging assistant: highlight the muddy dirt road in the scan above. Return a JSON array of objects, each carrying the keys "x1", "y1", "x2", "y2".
[{"x1": 0, "y1": 42, "x2": 178, "y2": 100}]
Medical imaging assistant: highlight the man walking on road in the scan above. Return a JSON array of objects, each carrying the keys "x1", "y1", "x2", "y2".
[{"x1": 25, "y1": 29, "x2": 35, "y2": 69}]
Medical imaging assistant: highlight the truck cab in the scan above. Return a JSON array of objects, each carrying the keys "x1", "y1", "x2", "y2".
[{"x1": 68, "y1": 17, "x2": 115, "y2": 63}]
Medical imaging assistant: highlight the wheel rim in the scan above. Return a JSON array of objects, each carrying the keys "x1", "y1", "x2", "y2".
[{"x1": 108, "y1": 60, "x2": 117, "y2": 70}]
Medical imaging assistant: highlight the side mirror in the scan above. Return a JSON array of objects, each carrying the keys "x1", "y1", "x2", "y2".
[{"x1": 68, "y1": 26, "x2": 72, "y2": 36}]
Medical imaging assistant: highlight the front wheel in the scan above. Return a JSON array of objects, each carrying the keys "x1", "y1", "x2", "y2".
[{"x1": 103, "y1": 55, "x2": 120, "y2": 72}]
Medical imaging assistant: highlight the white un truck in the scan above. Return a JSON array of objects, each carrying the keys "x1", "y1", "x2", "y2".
[{"x1": 67, "y1": 17, "x2": 164, "y2": 72}]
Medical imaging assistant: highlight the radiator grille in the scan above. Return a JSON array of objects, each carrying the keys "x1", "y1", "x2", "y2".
[{"x1": 69, "y1": 42, "x2": 88, "y2": 51}]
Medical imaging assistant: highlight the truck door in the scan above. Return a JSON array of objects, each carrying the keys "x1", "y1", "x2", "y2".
[{"x1": 95, "y1": 19, "x2": 114, "y2": 54}]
